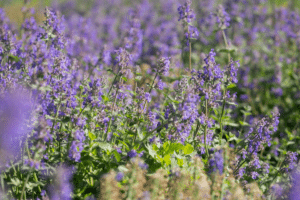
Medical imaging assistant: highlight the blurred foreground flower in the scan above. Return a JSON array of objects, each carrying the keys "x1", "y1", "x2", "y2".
[
  {"x1": 0, "y1": 87, "x2": 34, "y2": 170},
  {"x1": 47, "y1": 164, "x2": 74, "y2": 200}
]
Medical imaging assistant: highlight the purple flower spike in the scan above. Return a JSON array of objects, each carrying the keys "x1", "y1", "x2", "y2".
[
  {"x1": 115, "y1": 172, "x2": 124, "y2": 182},
  {"x1": 127, "y1": 149, "x2": 137, "y2": 158}
]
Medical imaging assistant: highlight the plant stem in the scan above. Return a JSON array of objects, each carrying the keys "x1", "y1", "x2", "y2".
[
  {"x1": 20, "y1": 172, "x2": 30, "y2": 200},
  {"x1": 189, "y1": 39, "x2": 192, "y2": 71},
  {"x1": 222, "y1": 30, "x2": 230, "y2": 63},
  {"x1": 204, "y1": 98, "x2": 209, "y2": 158},
  {"x1": 219, "y1": 88, "x2": 227, "y2": 145},
  {"x1": 104, "y1": 87, "x2": 119, "y2": 141},
  {"x1": 0, "y1": 174, "x2": 5, "y2": 195},
  {"x1": 24, "y1": 139, "x2": 42, "y2": 194},
  {"x1": 193, "y1": 120, "x2": 200, "y2": 150}
]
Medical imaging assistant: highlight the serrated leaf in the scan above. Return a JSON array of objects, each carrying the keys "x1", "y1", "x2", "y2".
[
  {"x1": 88, "y1": 132, "x2": 96, "y2": 141},
  {"x1": 137, "y1": 127, "x2": 144, "y2": 140},
  {"x1": 113, "y1": 150, "x2": 121, "y2": 162},
  {"x1": 183, "y1": 144, "x2": 194, "y2": 155},
  {"x1": 163, "y1": 154, "x2": 171, "y2": 166},
  {"x1": 145, "y1": 144, "x2": 157, "y2": 158},
  {"x1": 177, "y1": 158, "x2": 184, "y2": 167}
]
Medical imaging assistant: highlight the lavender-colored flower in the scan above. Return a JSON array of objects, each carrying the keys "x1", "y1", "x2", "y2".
[
  {"x1": 216, "y1": 5, "x2": 231, "y2": 29},
  {"x1": 127, "y1": 149, "x2": 137, "y2": 158},
  {"x1": 285, "y1": 151, "x2": 298, "y2": 170},
  {"x1": 157, "y1": 79, "x2": 165, "y2": 90},
  {"x1": 144, "y1": 92, "x2": 151, "y2": 103},
  {"x1": 271, "y1": 87, "x2": 283, "y2": 97},
  {"x1": 209, "y1": 149, "x2": 224, "y2": 174},
  {"x1": 47, "y1": 164, "x2": 74, "y2": 200},
  {"x1": 238, "y1": 167, "x2": 245, "y2": 179},
  {"x1": 115, "y1": 172, "x2": 124, "y2": 182},
  {"x1": 157, "y1": 57, "x2": 170, "y2": 76},
  {"x1": 115, "y1": 47, "x2": 132, "y2": 70},
  {"x1": 69, "y1": 140, "x2": 84, "y2": 162},
  {"x1": 178, "y1": 0, "x2": 195, "y2": 23},
  {"x1": 251, "y1": 171, "x2": 259, "y2": 179}
]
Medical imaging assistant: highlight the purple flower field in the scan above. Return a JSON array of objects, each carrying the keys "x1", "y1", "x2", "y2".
[{"x1": 0, "y1": 0, "x2": 300, "y2": 199}]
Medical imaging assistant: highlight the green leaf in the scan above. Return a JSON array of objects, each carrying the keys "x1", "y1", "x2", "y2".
[
  {"x1": 8, "y1": 55, "x2": 21, "y2": 62},
  {"x1": 102, "y1": 95, "x2": 110, "y2": 103},
  {"x1": 92, "y1": 142, "x2": 112, "y2": 152},
  {"x1": 135, "y1": 76, "x2": 142, "y2": 81},
  {"x1": 217, "y1": 48, "x2": 236, "y2": 54},
  {"x1": 118, "y1": 165, "x2": 129, "y2": 172},
  {"x1": 183, "y1": 143, "x2": 194, "y2": 155},
  {"x1": 145, "y1": 144, "x2": 157, "y2": 158},
  {"x1": 113, "y1": 150, "x2": 121, "y2": 162},
  {"x1": 136, "y1": 127, "x2": 144, "y2": 140},
  {"x1": 88, "y1": 132, "x2": 97, "y2": 141},
  {"x1": 287, "y1": 141, "x2": 295, "y2": 146},
  {"x1": 227, "y1": 83, "x2": 236, "y2": 89},
  {"x1": 121, "y1": 76, "x2": 127, "y2": 82},
  {"x1": 163, "y1": 154, "x2": 171, "y2": 166},
  {"x1": 239, "y1": 121, "x2": 249, "y2": 126},
  {"x1": 177, "y1": 158, "x2": 184, "y2": 167},
  {"x1": 118, "y1": 140, "x2": 129, "y2": 150},
  {"x1": 224, "y1": 122, "x2": 239, "y2": 127}
]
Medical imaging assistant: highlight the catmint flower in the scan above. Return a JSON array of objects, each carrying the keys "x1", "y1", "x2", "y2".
[
  {"x1": 216, "y1": 5, "x2": 231, "y2": 29},
  {"x1": 251, "y1": 171, "x2": 259, "y2": 179},
  {"x1": 69, "y1": 140, "x2": 84, "y2": 162},
  {"x1": 271, "y1": 87, "x2": 283, "y2": 97},
  {"x1": 178, "y1": 0, "x2": 195, "y2": 23},
  {"x1": 127, "y1": 149, "x2": 137, "y2": 158},
  {"x1": 115, "y1": 47, "x2": 132, "y2": 70},
  {"x1": 209, "y1": 149, "x2": 224, "y2": 174},
  {"x1": 157, "y1": 79, "x2": 165, "y2": 90},
  {"x1": 144, "y1": 92, "x2": 151, "y2": 103},
  {"x1": 157, "y1": 57, "x2": 170, "y2": 76},
  {"x1": 115, "y1": 172, "x2": 124, "y2": 182},
  {"x1": 238, "y1": 167, "x2": 245, "y2": 179},
  {"x1": 285, "y1": 151, "x2": 298, "y2": 170}
]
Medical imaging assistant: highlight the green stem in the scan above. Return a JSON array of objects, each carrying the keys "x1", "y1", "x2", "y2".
[
  {"x1": 219, "y1": 89, "x2": 227, "y2": 145},
  {"x1": 104, "y1": 88, "x2": 119, "y2": 141},
  {"x1": 222, "y1": 30, "x2": 230, "y2": 63},
  {"x1": 0, "y1": 174, "x2": 5, "y2": 195},
  {"x1": 20, "y1": 173, "x2": 30, "y2": 200},
  {"x1": 108, "y1": 74, "x2": 118, "y2": 96},
  {"x1": 204, "y1": 99, "x2": 209, "y2": 158},
  {"x1": 189, "y1": 39, "x2": 192, "y2": 71},
  {"x1": 193, "y1": 121, "x2": 200, "y2": 150},
  {"x1": 24, "y1": 138, "x2": 41, "y2": 194}
]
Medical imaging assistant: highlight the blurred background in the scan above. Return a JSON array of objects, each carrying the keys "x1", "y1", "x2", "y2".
[{"x1": 1, "y1": 0, "x2": 299, "y2": 28}]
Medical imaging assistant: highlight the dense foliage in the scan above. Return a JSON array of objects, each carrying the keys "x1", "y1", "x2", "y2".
[{"x1": 0, "y1": 0, "x2": 300, "y2": 199}]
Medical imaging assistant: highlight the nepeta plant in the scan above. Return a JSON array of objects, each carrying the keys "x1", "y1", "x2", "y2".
[{"x1": 0, "y1": 0, "x2": 299, "y2": 199}]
